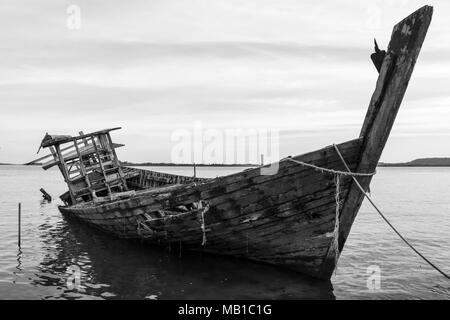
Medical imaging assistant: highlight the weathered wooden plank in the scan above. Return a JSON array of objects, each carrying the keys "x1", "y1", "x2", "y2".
[
  {"x1": 77, "y1": 180, "x2": 346, "y2": 249},
  {"x1": 201, "y1": 211, "x2": 336, "y2": 254},
  {"x1": 139, "y1": 184, "x2": 347, "y2": 246},
  {"x1": 131, "y1": 148, "x2": 358, "y2": 210},
  {"x1": 320, "y1": 5, "x2": 433, "y2": 278},
  {"x1": 149, "y1": 191, "x2": 339, "y2": 240},
  {"x1": 67, "y1": 141, "x2": 359, "y2": 218}
]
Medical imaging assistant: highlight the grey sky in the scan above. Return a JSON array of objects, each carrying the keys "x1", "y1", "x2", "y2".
[{"x1": 0, "y1": 0, "x2": 449, "y2": 163}]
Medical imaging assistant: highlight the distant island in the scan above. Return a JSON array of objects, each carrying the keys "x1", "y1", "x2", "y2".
[{"x1": 379, "y1": 157, "x2": 450, "y2": 167}]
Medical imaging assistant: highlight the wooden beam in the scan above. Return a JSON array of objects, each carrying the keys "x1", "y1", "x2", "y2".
[
  {"x1": 79, "y1": 131, "x2": 89, "y2": 147},
  {"x1": 320, "y1": 5, "x2": 433, "y2": 277},
  {"x1": 55, "y1": 144, "x2": 76, "y2": 204},
  {"x1": 91, "y1": 135, "x2": 111, "y2": 196},
  {"x1": 73, "y1": 138, "x2": 96, "y2": 200},
  {"x1": 106, "y1": 132, "x2": 128, "y2": 191}
]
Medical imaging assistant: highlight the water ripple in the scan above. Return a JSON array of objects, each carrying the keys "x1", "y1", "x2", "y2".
[{"x1": 1, "y1": 165, "x2": 449, "y2": 299}]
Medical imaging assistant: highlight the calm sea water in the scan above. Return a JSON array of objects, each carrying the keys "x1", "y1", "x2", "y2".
[{"x1": 0, "y1": 165, "x2": 449, "y2": 300}]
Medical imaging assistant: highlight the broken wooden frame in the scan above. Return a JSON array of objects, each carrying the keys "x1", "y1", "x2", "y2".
[{"x1": 37, "y1": 127, "x2": 137, "y2": 205}]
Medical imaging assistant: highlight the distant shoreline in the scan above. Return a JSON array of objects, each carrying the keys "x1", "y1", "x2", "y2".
[
  {"x1": 2, "y1": 162, "x2": 259, "y2": 167},
  {"x1": 121, "y1": 162, "x2": 259, "y2": 167},
  {"x1": 8, "y1": 163, "x2": 450, "y2": 167},
  {"x1": 6, "y1": 157, "x2": 450, "y2": 167}
]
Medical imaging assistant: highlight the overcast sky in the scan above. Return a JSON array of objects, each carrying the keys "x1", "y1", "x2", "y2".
[{"x1": 0, "y1": 0, "x2": 449, "y2": 163}]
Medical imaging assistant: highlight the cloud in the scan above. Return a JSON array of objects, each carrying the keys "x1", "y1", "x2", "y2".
[{"x1": 1, "y1": 0, "x2": 450, "y2": 163}]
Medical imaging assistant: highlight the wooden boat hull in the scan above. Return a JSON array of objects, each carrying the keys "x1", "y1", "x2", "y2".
[
  {"x1": 46, "y1": 6, "x2": 432, "y2": 280},
  {"x1": 59, "y1": 138, "x2": 362, "y2": 279}
]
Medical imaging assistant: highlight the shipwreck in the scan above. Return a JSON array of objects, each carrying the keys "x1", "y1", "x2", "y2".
[{"x1": 32, "y1": 6, "x2": 433, "y2": 279}]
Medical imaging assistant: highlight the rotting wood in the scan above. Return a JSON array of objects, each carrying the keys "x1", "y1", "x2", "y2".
[
  {"x1": 38, "y1": 6, "x2": 433, "y2": 280},
  {"x1": 320, "y1": 5, "x2": 433, "y2": 278}
]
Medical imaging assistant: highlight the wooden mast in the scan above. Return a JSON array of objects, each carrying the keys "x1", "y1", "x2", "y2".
[{"x1": 320, "y1": 5, "x2": 433, "y2": 277}]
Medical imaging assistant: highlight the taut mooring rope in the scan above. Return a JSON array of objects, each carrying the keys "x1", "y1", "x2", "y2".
[{"x1": 333, "y1": 144, "x2": 450, "y2": 281}]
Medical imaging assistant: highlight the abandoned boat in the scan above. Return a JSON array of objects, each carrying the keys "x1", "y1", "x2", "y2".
[{"x1": 33, "y1": 6, "x2": 432, "y2": 279}]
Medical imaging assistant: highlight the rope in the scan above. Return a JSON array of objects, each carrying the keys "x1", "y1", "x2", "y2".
[
  {"x1": 283, "y1": 157, "x2": 376, "y2": 177},
  {"x1": 333, "y1": 144, "x2": 450, "y2": 281},
  {"x1": 331, "y1": 174, "x2": 341, "y2": 271},
  {"x1": 200, "y1": 204, "x2": 210, "y2": 246}
]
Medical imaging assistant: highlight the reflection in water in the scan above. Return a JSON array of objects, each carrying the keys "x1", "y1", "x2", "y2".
[
  {"x1": 33, "y1": 214, "x2": 335, "y2": 299},
  {"x1": 16, "y1": 248, "x2": 22, "y2": 273},
  {"x1": 40, "y1": 199, "x2": 51, "y2": 207}
]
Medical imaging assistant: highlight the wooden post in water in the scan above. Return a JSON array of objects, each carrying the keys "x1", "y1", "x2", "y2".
[
  {"x1": 18, "y1": 203, "x2": 21, "y2": 247},
  {"x1": 193, "y1": 163, "x2": 197, "y2": 178},
  {"x1": 260, "y1": 154, "x2": 264, "y2": 166},
  {"x1": 40, "y1": 188, "x2": 52, "y2": 202}
]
